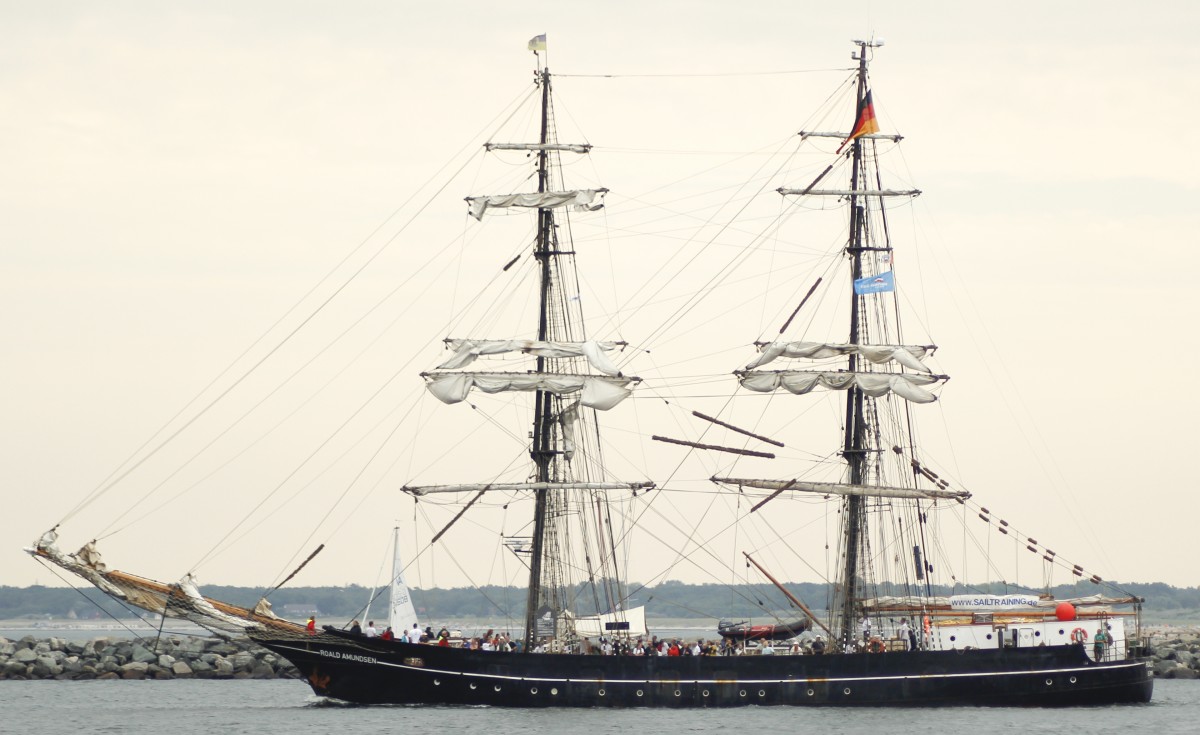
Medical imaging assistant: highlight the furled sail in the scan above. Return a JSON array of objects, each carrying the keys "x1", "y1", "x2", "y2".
[
  {"x1": 422, "y1": 372, "x2": 636, "y2": 410},
  {"x1": 466, "y1": 189, "x2": 609, "y2": 220},
  {"x1": 402, "y1": 481, "x2": 655, "y2": 496},
  {"x1": 439, "y1": 339, "x2": 624, "y2": 376},
  {"x1": 737, "y1": 370, "x2": 944, "y2": 403},
  {"x1": 485, "y1": 143, "x2": 592, "y2": 153},
  {"x1": 746, "y1": 341, "x2": 935, "y2": 371},
  {"x1": 712, "y1": 477, "x2": 970, "y2": 501}
]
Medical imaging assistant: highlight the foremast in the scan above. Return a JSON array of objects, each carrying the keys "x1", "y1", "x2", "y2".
[
  {"x1": 524, "y1": 65, "x2": 555, "y2": 652},
  {"x1": 416, "y1": 50, "x2": 649, "y2": 653}
]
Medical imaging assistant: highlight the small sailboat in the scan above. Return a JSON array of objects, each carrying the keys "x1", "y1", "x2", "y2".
[{"x1": 27, "y1": 36, "x2": 1152, "y2": 706}]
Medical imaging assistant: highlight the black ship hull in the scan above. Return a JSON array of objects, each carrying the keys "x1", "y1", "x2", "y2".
[{"x1": 252, "y1": 630, "x2": 1153, "y2": 707}]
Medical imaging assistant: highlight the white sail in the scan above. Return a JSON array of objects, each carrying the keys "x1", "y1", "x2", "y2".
[
  {"x1": 402, "y1": 481, "x2": 655, "y2": 496},
  {"x1": 712, "y1": 477, "x2": 970, "y2": 501},
  {"x1": 737, "y1": 370, "x2": 943, "y2": 404},
  {"x1": 388, "y1": 528, "x2": 419, "y2": 634},
  {"x1": 564, "y1": 605, "x2": 648, "y2": 638},
  {"x1": 439, "y1": 339, "x2": 624, "y2": 376},
  {"x1": 746, "y1": 341, "x2": 934, "y2": 372},
  {"x1": 485, "y1": 143, "x2": 592, "y2": 153},
  {"x1": 422, "y1": 372, "x2": 635, "y2": 410},
  {"x1": 466, "y1": 189, "x2": 608, "y2": 221}
]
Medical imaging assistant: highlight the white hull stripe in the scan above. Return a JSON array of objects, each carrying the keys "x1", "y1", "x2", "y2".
[{"x1": 278, "y1": 644, "x2": 1148, "y2": 687}]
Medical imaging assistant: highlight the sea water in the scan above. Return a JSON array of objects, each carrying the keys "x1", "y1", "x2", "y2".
[{"x1": 1, "y1": 679, "x2": 1197, "y2": 735}]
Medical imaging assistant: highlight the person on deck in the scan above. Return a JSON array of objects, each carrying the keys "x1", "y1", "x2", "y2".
[
  {"x1": 306, "y1": 616, "x2": 316, "y2": 635},
  {"x1": 1093, "y1": 625, "x2": 1111, "y2": 661},
  {"x1": 381, "y1": 626, "x2": 394, "y2": 641},
  {"x1": 365, "y1": 621, "x2": 377, "y2": 638},
  {"x1": 898, "y1": 618, "x2": 912, "y2": 651},
  {"x1": 349, "y1": 619, "x2": 362, "y2": 636}
]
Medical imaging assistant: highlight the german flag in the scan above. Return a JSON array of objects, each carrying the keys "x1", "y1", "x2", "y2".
[{"x1": 837, "y1": 90, "x2": 880, "y2": 153}]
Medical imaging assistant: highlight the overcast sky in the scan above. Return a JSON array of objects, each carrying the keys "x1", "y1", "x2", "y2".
[{"x1": 4, "y1": 1, "x2": 1198, "y2": 593}]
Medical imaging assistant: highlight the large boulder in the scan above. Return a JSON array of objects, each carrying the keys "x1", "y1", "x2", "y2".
[
  {"x1": 250, "y1": 661, "x2": 275, "y2": 679},
  {"x1": 120, "y1": 662, "x2": 148, "y2": 680},
  {"x1": 12, "y1": 648, "x2": 38, "y2": 664},
  {"x1": 1165, "y1": 666, "x2": 1199, "y2": 680},
  {"x1": 3, "y1": 660, "x2": 29, "y2": 677},
  {"x1": 129, "y1": 644, "x2": 158, "y2": 664},
  {"x1": 171, "y1": 661, "x2": 194, "y2": 678},
  {"x1": 213, "y1": 657, "x2": 235, "y2": 678},
  {"x1": 0, "y1": 640, "x2": 16, "y2": 656}
]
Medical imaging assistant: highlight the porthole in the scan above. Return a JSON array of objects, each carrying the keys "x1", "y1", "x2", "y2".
[
  {"x1": 1035, "y1": 631, "x2": 1042, "y2": 637},
  {"x1": 1045, "y1": 679, "x2": 1053, "y2": 686},
  {"x1": 598, "y1": 688, "x2": 605, "y2": 696},
  {"x1": 739, "y1": 690, "x2": 747, "y2": 697},
  {"x1": 1069, "y1": 676, "x2": 1077, "y2": 684},
  {"x1": 843, "y1": 687, "x2": 852, "y2": 695},
  {"x1": 806, "y1": 688, "x2": 815, "y2": 697},
  {"x1": 674, "y1": 690, "x2": 681, "y2": 697},
  {"x1": 1058, "y1": 629, "x2": 1065, "y2": 635},
  {"x1": 986, "y1": 634, "x2": 993, "y2": 640},
  {"x1": 758, "y1": 689, "x2": 766, "y2": 697},
  {"x1": 551, "y1": 688, "x2": 558, "y2": 696},
  {"x1": 469, "y1": 683, "x2": 477, "y2": 690},
  {"x1": 531, "y1": 687, "x2": 538, "y2": 694},
  {"x1": 636, "y1": 689, "x2": 644, "y2": 697},
  {"x1": 702, "y1": 690, "x2": 709, "y2": 697},
  {"x1": 949, "y1": 635, "x2": 957, "y2": 642},
  {"x1": 494, "y1": 685, "x2": 501, "y2": 692},
  {"x1": 433, "y1": 679, "x2": 440, "y2": 686}
]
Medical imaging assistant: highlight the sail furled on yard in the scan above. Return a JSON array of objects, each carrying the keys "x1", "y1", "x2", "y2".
[
  {"x1": 422, "y1": 372, "x2": 637, "y2": 410},
  {"x1": 712, "y1": 477, "x2": 970, "y2": 502},
  {"x1": 746, "y1": 341, "x2": 935, "y2": 371},
  {"x1": 402, "y1": 481, "x2": 655, "y2": 496},
  {"x1": 438, "y1": 339, "x2": 624, "y2": 375},
  {"x1": 485, "y1": 143, "x2": 592, "y2": 154},
  {"x1": 466, "y1": 189, "x2": 608, "y2": 220},
  {"x1": 736, "y1": 370, "x2": 944, "y2": 403}
]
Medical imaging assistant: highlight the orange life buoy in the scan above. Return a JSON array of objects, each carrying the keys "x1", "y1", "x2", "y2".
[
  {"x1": 867, "y1": 637, "x2": 886, "y2": 653},
  {"x1": 1070, "y1": 627, "x2": 1088, "y2": 644}
]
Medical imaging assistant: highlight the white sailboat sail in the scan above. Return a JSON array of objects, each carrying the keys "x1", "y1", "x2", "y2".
[{"x1": 388, "y1": 528, "x2": 418, "y2": 635}]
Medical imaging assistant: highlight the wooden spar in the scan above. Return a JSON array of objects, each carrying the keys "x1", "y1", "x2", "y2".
[
  {"x1": 749, "y1": 479, "x2": 796, "y2": 514},
  {"x1": 652, "y1": 435, "x2": 775, "y2": 459},
  {"x1": 268, "y1": 544, "x2": 326, "y2": 594},
  {"x1": 431, "y1": 488, "x2": 488, "y2": 544},
  {"x1": 691, "y1": 411, "x2": 784, "y2": 448},
  {"x1": 777, "y1": 277, "x2": 822, "y2": 335},
  {"x1": 742, "y1": 551, "x2": 832, "y2": 638}
]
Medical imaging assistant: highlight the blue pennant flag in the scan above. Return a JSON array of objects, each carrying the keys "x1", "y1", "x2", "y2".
[{"x1": 853, "y1": 271, "x2": 895, "y2": 295}]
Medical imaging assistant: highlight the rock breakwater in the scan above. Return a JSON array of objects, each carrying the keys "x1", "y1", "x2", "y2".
[
  {"x1": 0, "y1": 634, "x2": 300, "y2": 680},
  {"x1": 1148, "y1": 626, "x2": 1200, "y2": 679},
  {"x1": 2, "y1": 628, "x2": 1197, "y2": 681}
]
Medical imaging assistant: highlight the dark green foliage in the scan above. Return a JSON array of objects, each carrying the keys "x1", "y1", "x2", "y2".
[{"x1": 2, "y1": 581, "x2": 1198, "y2": 623}]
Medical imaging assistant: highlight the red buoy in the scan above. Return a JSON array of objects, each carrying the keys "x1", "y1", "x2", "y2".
[{"x1": 1055, "y1": 602, "x2": 1077, "y2": 621}]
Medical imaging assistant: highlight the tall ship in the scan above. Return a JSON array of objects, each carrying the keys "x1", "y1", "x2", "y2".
[{"x1": 27, "y1": 37, "x2": 1152, "y2": 706}]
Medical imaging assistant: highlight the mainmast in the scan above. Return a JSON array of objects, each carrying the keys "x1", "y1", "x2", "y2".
[
  {"x1": 524, "y1": 64, "x2": 555, "y2": 651},
  {"x1": 835, "y1": 38, "x2": 876, "y2": 649}
]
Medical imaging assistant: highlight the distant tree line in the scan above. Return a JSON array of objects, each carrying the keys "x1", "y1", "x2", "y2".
[{"x1": 2, "y1": 580, "x2": 1197, "y2": 624}]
